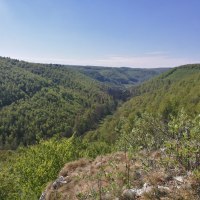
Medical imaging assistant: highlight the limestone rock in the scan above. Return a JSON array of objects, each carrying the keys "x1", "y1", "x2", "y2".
[
  {"x1": 52, "y1": 176, "x2": 67, "y2": 189},
  {"x1": 122, "y1": 189, "x2": 137, "y2": 199},
  {"x1": 39, "y1": 191, "x2": 46, "y2": 200},
  {"x1": 174, "y1": 176, "x2": 184, "y2": 183},
  {"x1": 122, "y1": 183, "x2": 153, "y2": 199}
]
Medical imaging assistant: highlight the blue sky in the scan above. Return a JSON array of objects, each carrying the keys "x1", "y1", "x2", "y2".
[{"x1": 0, "y1": 0, "x2": 200, "y2": 68}]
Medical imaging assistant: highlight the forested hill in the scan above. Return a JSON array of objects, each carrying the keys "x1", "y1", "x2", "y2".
[
  {"x1": 65, "y1": 65, "x2": 169, "y2": 86},
  {"x1": 0, "y1": 57, "x2": 165, "y2": 149},
  {"x1": 84, "y1": 64, "x2": 200, "y2": 143},
  {"x1": 0, "y1": 57, "x2": 112, "y2": 149},
  {"x1": 1, "y1": 60, "x2": 200, "y2": 199}
]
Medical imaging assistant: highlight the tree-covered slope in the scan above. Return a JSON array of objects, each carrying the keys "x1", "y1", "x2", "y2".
[
  {"x1": 84, "y1": 64, "x2": 200, "y2": 143},
  {"x1": 2, "y1": 108, "x2": 200, "y2": 199},
  {"x1": 66, "y1": 65, "x2": 169, "y2": 86},
  {"x1": 0, "y1": 57, "x2": 164, "y2": 149},
  {"x1": 0, "y1": 58, "x2": 51, "y2": 108},
  {"x1": 0, "y1": 57, "x2": 115, "y2": 149}
]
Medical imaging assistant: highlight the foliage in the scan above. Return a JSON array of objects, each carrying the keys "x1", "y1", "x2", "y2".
[
  {"x1": 66, "y1": 65, "x2": 168, "y2": 87},
  {"x1": 83, "y1": 140, "x2": 112, "y2": 158},
  {"x1": 0, "y1": 57, "x2": 168, "y2": 149},
  {"x1": 0, "y1": 57, "x2": 118, "y2": 149},
  {"x1": 0, "y1": 58, "x2": 50, "y2": 108},
  {"x1": 85, "y1": 64, "x2": 200, "y2": 143},
  {"x1": 165, "y1": 110, "x2": 200, "y2": 171},
  {"x1": 0, "y1": 136, "x2": 87, "y2": 199},
  {"x1": 0, "y1": 133, "x2": 114, "y2": 199},
  {"x1": 1, "y1": 58, "x2": 200, "y2": 199},
  {"x1": 115, "y1": 113, "x2": 167, "y2": 153},
  {"x1": 115, "y1": 110, "x2": 200, "y2": 173}
]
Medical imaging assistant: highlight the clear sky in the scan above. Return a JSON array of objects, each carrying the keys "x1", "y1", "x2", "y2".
[{"x1": 0, "y1": 0, "x2": 200, "y2": 68}]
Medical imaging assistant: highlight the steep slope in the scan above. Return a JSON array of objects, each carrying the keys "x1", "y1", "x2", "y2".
[
  {"x1": 84, "y1": 64, "x2": 200, "y2": 143},
  {"x1": 0, "y1": 58, "x2": 50, "y2": 108}
]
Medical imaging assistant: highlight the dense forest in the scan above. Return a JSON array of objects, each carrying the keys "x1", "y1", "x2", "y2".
[
  {"x1": 65, "y1": 65, "x2": 168, "y2": 86},
  {"x1": 1, "y1": 58, "x2": 200, "y2": 199},
  {"x1": 0, "y1": 57, "x2": 165, "y2": 149},
  {"x1": 0, "y1": 57, "x2": 110, "y2": 149},
  {"x1": 84, "y1": 64, "x2": 200, "y2": 143}
]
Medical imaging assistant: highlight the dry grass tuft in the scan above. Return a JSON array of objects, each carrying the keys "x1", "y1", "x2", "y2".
[
  {"x1": 59, "y1": 158, "x2": 90, "y2": 177},
  {"x1": 146, "y1": 171, "x2": 166, "y2": 186}
]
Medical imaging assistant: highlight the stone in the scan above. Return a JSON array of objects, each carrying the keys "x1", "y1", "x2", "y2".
[
  {"x1": 52, "y1": 176, "x2": 67, "y2": 189},
  {"x1": 39, "y1": 191, "x2": 46, "y2": 200},
  {"x1": 157, "y1": 185, "x2": 170, "y2": 191},
  {"x1": 136, "y1": 183, "x2": 153, "y2": 196},
  {"x1": 122, "y1": 183, "x2": 153, "y2": 199},
  {"x1": 174, "y1": 176, "x2": 184, "y2": 183},
  {"x1": 122, "y1": 189, "x2": 137, "y2": 199}
]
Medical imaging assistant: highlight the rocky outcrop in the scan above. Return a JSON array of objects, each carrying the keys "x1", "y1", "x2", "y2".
[
  {"x1": 121, "y1": 174, "x2": 193, "y2": 199},
  {"x1": 40, "y1": 152, "x2": 198, "y2": 200}
]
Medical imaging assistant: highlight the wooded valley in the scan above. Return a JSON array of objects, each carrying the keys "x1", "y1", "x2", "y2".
[{"x1": 0, "y1": 57, "x2": 200, "y2": 199}]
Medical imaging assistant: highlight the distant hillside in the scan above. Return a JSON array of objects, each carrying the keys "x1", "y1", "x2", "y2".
[
  {"x1": 84, "y1": 64, "x2": 200, "y2": 143},
  {"x1": 0, "y1": 57, "x2": 164, "y2": 149},
  {"x1": 65, "y1": 65, "x2": 169, "y2": 86}
]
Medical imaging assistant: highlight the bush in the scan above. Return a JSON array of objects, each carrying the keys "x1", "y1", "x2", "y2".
[
  {"x1": 0, "y1": 135, "x2": 84, "y2": 199},
  {"x1": 115, "y1": 110, "x2": 200, "y2": 173},
  {"x1": 165, "y1": 110, "x2": 200, "y2": 171}
]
